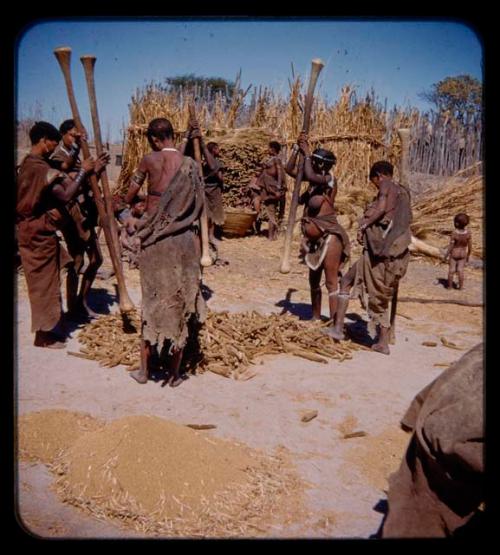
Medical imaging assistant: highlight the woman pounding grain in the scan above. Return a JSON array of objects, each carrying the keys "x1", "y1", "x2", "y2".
[{"x1": 285, "y1": 132, "x2": 350, "y2": 329}]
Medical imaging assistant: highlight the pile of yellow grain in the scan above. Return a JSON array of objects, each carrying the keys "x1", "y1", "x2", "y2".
[{"x1": 20, "y1": 411, "x2": 304, "y2": 537}]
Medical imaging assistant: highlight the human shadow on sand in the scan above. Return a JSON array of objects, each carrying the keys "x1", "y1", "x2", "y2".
[
  {"x1": 275, "y1": 289, "x2": 375, "y2": 350},
  {"x1": 63, "y1": 287, "x2": 117, "y2": 337},
  {"x1": 91, "y1": 287, "x2": 117, "y2": 314},
  {"x1": 275, "y1": 288, "x2": 315, "y2": 321},
  {"x1": 436, "y1": 277, "x2": 451, "y2": 289},
  {"x1": 201, "y1": 283, "x2": 214, "y2": 301},
  {"x1": 344, "y1": 313, "x2": 375, "y2": 348}
]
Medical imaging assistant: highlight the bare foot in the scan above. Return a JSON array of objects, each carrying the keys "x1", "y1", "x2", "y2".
[
  {"x1": 34, "y1": 331, "x2": 66, "y2": 349},
  {"x1": 371, "y1": 342, "x2": 390, "y2": 355},
  {"x1": 322, "y1": 327, "x2": 344, "y2": 341},
  {"x1": 34, "y1": 339, "x2": 66, "y2": 349},
  {"x1": 129, "y1": 368, "x2": 148, "y2": 384}
]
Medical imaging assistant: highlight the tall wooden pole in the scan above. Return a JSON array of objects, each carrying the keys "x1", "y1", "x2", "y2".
[
  {"x1": 280, "y1": 58, "x2": 325, "y2": 274},
  {"x1": 188, "y1": 101, "x2": 212, "y2": 267},
  {"x1": 54, "y1": 46, "x2": 134, "y2": 313},
  {"x1": 80, "y1": 55, "x2": 121, "y2": 256}
]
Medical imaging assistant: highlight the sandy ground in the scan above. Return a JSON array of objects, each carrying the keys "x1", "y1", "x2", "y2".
[{"x1": 15, "y1": 232, "x2": 483, "y2": 539}]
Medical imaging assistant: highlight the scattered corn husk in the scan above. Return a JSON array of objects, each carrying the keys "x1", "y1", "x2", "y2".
[
  {"x1": 300, "y1": 410, "x2": 318, "y2": 423},
  {"x1": 343, "y1": 431, "x2": 368, "y2": 439},
  {"x1": 440, "y1": 337, "x2": 464, "y2": 350},
  {"x1": 71, "y1": 310, "x2": 361, "y2": 380}
]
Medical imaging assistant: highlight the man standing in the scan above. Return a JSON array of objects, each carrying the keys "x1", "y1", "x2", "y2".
[
  {"x1": 117, "y1": 197, "x2": 145, "y2": 269},
  {"x1": 125, "y1": 118, "x2": 206, "y2": 386},
  {"x1": 50, "y1": 119, "x2": 108, "y2": 318},
  {"x1": 16, "y1": 122, "x2": 101, "y2": 347},
  {"x1": 327, "y1": 161, "x2": 412, "y2": 354}
]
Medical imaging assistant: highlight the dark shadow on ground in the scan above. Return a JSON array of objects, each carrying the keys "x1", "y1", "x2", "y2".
[
  {"x1": 93, "y1": 287, "x2": 118, "y2": 315},
  {"x1": 343, "y1": 312, "x2": 375, "y2": 348},
  {"x1": 369, "y1": 498, "x2": 388, "y2": 539},
  {"x1": 436, "y1": 277, "x2": 463, "y2": 290},
  {"x1": 275, "y1": 288, "x2": 315, "y2": 321},
  {"x1": 201, "y1": 284, "x2": 214, "y2": 301},
  {"x1": 373, "y1": 499, "x2": 388, "y2": 514},
  {"x1": 122, "y1": 313, "x2": 138, "y2": 334},
  {"x1": 62, "y1": 287, "x2": 118, "y2": 337},
  {"x1": 61, "y1": 315, "x2": 87, "y2": 337},
  {"x1": 276, "y1": 291, "x2": 374, "y2": 345},
  {"x1": 141, "y1": 315, "x2": 204, "y2": 388},
  {"x1": 137, "y1": 346, "x2": 191, "y2": 389},
  {"x1": 436, "y1": 277, "x2": 450, "y2": 289}
]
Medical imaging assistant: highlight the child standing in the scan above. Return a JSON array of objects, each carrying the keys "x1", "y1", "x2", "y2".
[
  {"x1": 444, "y1": 213, "x2": 472, "y2": 290},
  {"x1": 118, "y1": 198, "x2": 145, "y2": 269}
]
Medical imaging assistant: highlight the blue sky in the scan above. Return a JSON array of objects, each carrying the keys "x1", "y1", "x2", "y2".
[{"x1": 15, "y1": 18, "x2": 483, "y2": 142}]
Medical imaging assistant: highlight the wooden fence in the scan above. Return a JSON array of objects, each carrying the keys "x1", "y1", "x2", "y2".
[{"x1": 401, "y1": 113, "x2": 483, "y2": 176}]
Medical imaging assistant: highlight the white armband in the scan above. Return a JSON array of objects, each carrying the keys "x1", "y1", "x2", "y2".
[{"x1": 46, "y1": 168, "x2": 63, "y2": 185}]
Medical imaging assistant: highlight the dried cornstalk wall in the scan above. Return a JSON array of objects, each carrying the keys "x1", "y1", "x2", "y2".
[
  {"x1": 411, "y1": 174, "x2": 483, "y2": 259},
  {"x1": 117, "y1": 85, "x2": 402, "y2": 196},
  {"x1": 116, "y1": 80, "x2": 481, "y2": 221}
]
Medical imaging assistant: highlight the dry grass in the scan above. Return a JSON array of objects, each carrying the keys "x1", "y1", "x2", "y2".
[
  {"x1": 411, "y1": 175, "x2": 483, "y2": 259},
  {"x1": 18, "y1": 410, "x2": 105, "y2": 464},
  {"x1": 114, "y1": 74, "x2": 482, "y2": 261},
  {"x1": 115, "y1": 80, "x2": 415, "y2": 218}
]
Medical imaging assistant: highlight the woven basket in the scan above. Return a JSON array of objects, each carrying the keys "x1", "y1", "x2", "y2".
[{"x1": 222, "y1": 209, "x2": 258, "y2": 237}]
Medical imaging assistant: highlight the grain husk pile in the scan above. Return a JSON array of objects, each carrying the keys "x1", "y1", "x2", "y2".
[
  {"x1": 342, "y1": 427, "x2": 410, "y2": 492},
  {"x1": 47, "y1": 414, "x2": 303, "y2": 537},
  {"x1": 71, "y1": 310, "x2": 362, "y2": 379},
  {"x1": 18, "y1": 409, "x2": 104, "y2": 464}
]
